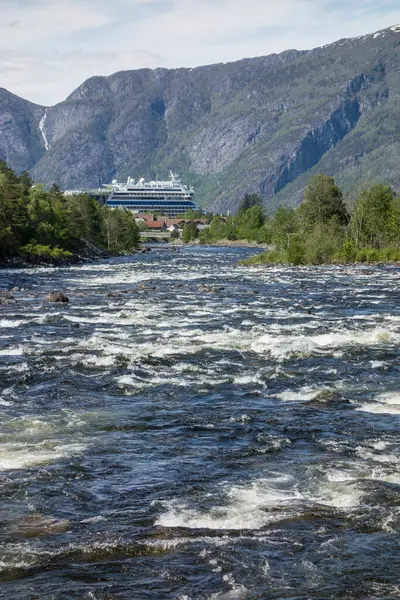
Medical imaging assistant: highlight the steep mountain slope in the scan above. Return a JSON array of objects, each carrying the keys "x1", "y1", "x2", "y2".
[
  {"x1": 0, "y1": 88, "x2": 44, "y2": 172},
  {"x1": 2, "y1": 25, "x2": 400, "y2": 212}
]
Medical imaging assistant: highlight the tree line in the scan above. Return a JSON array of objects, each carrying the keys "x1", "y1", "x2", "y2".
[
  {"x1": 0, "y1": 162, "x2": 139, "y2": 263},
  {"x1": 201, "y1": 175, "x2": 400, "y2": 264},
  {"x1": 181, "y1": 194, "x2": 268, "y2": 244},
  {"x1": 1, "y1": 158, "x2": 399, "y2": 265}
]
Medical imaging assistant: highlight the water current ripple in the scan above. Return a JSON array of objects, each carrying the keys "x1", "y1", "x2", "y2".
[{"x1": 0, "y1": 247, "x2": 400, "y2": 599}]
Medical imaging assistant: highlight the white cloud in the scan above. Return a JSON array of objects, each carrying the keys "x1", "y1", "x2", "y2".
[
  {"x1": 0, "y1": 0, "x2": 110, "y2": 47},
  {"x1": 1, "y1": 0, "x2": 400, "y2": 105}
]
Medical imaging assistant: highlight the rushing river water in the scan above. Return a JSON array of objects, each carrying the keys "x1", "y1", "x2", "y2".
[{"x1": 1, "y1": 246, "x2": 400, "y2": 599}]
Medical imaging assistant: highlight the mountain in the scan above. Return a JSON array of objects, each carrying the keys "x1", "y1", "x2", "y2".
[
  {"x1": 2, "y1": 25, "x2": 400, "y2": 213},
  {"x1": 0, "y1": 88, "x2": 44, "y2": 173}
]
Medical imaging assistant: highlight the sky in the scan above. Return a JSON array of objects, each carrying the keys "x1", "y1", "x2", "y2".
[{"x1": 2, "y1": 0, "x2": 400, "y2": 106}]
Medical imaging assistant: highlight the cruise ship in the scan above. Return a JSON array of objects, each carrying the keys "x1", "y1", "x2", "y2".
[{"x1": 103, "y1": 172, "x2": 202, "y2": 217}]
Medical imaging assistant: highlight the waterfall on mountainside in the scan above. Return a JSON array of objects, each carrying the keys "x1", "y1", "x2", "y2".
[{"x1": 39, "y1": 109, "x2": 51, "y2": 151}]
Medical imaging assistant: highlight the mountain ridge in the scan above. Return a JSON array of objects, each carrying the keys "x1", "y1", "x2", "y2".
[{"x1": 2, "y1": 25, "x2": 400, "y2": 212}]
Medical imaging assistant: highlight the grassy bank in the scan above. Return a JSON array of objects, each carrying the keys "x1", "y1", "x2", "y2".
[{"x1": 240, "y1": 248, "x2": 400, "y2": 266}]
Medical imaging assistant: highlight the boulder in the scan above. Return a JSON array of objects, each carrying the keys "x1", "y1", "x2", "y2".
[
  {"x1": 308, "y1": 390, "x2": 350, "y2": 406},
  {"x1": 137, "y1": 283, "x2": 156, "y2": 291},
  {"x1": 44, "y1": 291, "x2": 69, "y2": 303},
  {"x1": 199, "y1": 285, "x2": 224, "y2": 293},
  {"x1": 8, "y1": 515, "x2": 70, "y2": 538},
  {"x1": 0, "y1": 291, "x2": 15, "y2": 304}
]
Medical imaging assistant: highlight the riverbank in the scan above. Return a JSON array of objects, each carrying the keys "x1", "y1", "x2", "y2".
[
  {"x1": 240, "y1": 249, "x2": 400, "y2": 267},
  {"x1": 0, "y1": 244, "x2": 151, "y2": 270},
  {"x1": 169, "y1": 238, "x2": 270, "y2": 249}
]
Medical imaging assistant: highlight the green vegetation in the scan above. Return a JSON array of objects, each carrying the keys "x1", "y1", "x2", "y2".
[
  {"x1": 182, "y1": 221, "x2": 199, "y2": 243},
  {"x1": 241, "y1": 175, "x2": 400, "y2": 265},
  {"x1": 197, "y1": 195, "x2": 270, "y2": 244},
  {"x1": 0, "y1": 161, "x2": 139, "y2": 263},
  {"x1": 20, "y1": 244, "x2": 73, "y2": 262},
  {"x1": 180, "y1": 209, "x2": 207, "y2": 220}
]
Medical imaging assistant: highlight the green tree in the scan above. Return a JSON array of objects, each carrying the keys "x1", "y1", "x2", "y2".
[
  {"x1": 26, "y1": 184, "x2": 58, "y2": 246},
  {"x1": 300, "y1": 174, "x2": 348, "y2": 228},
  {"x1": 353, "y1": 184, "x2": 394, "y2": 249},
  {"x1": 388, "y1": 197, "x2": 400, "y2": 248},
  {"x1": 286, "y1": 233, "x2": 305, "y2": 265},
  {"x1": 101, "y1": 207, "x2": 139, "y2": 252},
  {"x1": 208, "y1": 215, "x2": 227, "y2": 240},
  {"x1": 237, "y1": 193, "x2": 262, "y2": 214},
  {"x1": 303, "y1": 223, "x2": 342, "y2": 265},
  {"x1": 271, "y1": 206, "x2": 299, "y2": 248},
  {"x1": 182, "y1": 221, "x2": 198, "y2": 243},
  {"x1": 236, "y1": 204, "x2": 265, "y2": 240},
  {"x1": 67, "y1": 194, "x2": 103, "y2": 244},
  {"x1": 0, "y1": 162, "x2": 29, "y2": 257}
]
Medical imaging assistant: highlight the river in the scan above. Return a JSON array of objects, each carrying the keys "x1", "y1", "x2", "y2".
[{"x1": 0, "y1": 246, "x2": 399, "y2": 599}]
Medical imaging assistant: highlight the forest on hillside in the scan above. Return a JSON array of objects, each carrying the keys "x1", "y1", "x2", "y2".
[{"x1": 0, "y1": 162, "x2": 139, "y2": 263}]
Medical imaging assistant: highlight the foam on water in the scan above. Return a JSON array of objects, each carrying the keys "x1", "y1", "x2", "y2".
[
  {"x1": 0, "y1": 442, "x2": 87, "y2": 470},
  {"x1": 356, "y1": 392, "x2": 400, "y2": 414},
  {"x1": 0, "y1": 319, "x2": 27, "y2": 328},
  {"x1": 251, "y1": 328, "x2": 399, "y2": 359},
  {"x1": 0, "y1": 345, "x2": 24, "y2": 356},
  {"x1": 276, "y1": 385, "x2": 322, "y2": 402},
  {"x1": 157, "y1": 476, "x2": 300, "y2": 530},
  {"x1": 156, "y1": 470, "x2": 363, "y2": 532}
]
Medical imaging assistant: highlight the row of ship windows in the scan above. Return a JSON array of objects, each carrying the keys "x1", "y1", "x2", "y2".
[
  {"x1": 107, "y1": 201, "x2": 199, "y2": 207},
  {"x1": 110, "y1": 195, "x2": 192, "y2": 199},
  {"x1": 125, "y1": 188, "x2": 185, "y2": 192}
]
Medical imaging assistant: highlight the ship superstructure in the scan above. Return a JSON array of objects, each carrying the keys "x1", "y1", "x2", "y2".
[{"x1": 103, "y1": 171, "x2": 201, "y2": 217}]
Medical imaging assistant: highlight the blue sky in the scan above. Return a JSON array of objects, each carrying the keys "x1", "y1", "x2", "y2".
[{"x1": 2, "y1": 0, "x2": 400, "y2": 106}]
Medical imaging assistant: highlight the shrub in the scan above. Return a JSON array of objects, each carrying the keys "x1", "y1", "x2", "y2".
[
  {"x1": 286, "y1": 234, "x2": 305, "y2": 265},
  {"x1": 20, "y1": 243, "x2": 73, "y2": 262},
  {"x1": 355, "y1": 249, "x2": 368, "y2": 262},
  {"x1": 337, "y1": 238, "x2": 358, "y2": 262}
]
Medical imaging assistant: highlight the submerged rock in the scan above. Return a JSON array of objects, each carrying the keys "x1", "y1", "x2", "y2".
[
  {"x1": 199, "y1": 285, "x2": 224, "y2": 293},
  {"x1": 44, "y1": 291, "x2": 69, "y2": 303},
  {"x1": 0, "y1": 291, "x2": 16, "y2": 304},
  {"x1": 308, "y1": 390, "x2": 350, "y2": 406},
  {"x1": 8, "y1": 515, "x2": 70, "y2": 538},
  {"x1": 137, "y1": 283, "x2": 156, "y2": 291}
]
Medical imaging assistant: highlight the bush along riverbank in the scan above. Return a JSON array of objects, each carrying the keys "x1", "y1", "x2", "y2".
[
  {"x1": 240, "y1": 175, "x2": 400, "y2": 266},
  {"x1": 0, "y1": 161, "x2": 140, "y2": 267},
  {"x1": 174, "y1": 194, "x2": 270, "y2": 246}
]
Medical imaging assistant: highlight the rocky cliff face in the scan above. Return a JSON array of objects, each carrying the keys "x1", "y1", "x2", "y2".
[
  {"x1": 2, "y1": 26, "x2": 400, "y2": 212},
  {"x1": 0, "y1": 89, "x2": 44, "y2": 172}
]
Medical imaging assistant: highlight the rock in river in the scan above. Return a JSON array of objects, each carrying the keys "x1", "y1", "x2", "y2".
[{"x1": 44, "y1": 291, "x2": 69, "y2": 303}]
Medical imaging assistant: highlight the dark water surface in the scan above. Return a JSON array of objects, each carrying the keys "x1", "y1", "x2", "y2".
[{"x1": 1, "y1": 247, "x2": 400, "y2": 599}]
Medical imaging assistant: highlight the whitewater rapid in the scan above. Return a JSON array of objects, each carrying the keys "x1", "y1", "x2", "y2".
[{"x1": 0, "y1": 247, "x2": 400, "y2": 599}]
